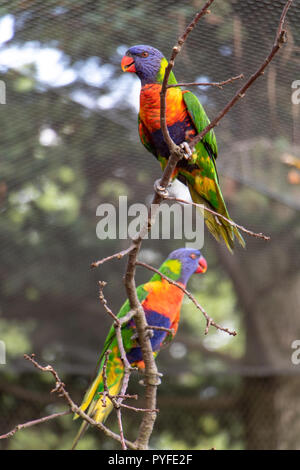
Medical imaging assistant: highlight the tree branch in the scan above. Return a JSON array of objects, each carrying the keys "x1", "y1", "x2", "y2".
[
  {"x1": 167, "y1": 73, "x2": 244, "y2": 89},
  {"x1": 22, "y1": 353, "x2": 138, "y2": 450},
  {"x1": 91, "y1": 246, "x2": 134, "y2": 269},
  {"x1": 188, "y1": 0, "x2": 293, "y2": 149},
  {"x1": 163, "y1": 195, "x2": 270, "y2": 241},
  {"x1": 0, "y1": 411, "x2": 71, "y2": 441}
]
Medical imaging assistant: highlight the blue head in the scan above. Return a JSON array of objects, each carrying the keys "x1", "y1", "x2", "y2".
[
  {"x1": 121, "y1": 45, "x2": 168, "y2": 85},
  {"x1": 162, "y1": 248, "x2": 207, "y2": 286}
]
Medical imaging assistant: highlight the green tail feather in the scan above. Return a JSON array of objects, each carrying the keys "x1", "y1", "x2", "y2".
[
  {"x1": 71, "y1": 347, "x2": 124, "y2": 450},
  {"x1": 71, "y1": 400, "x2": 96, "y2": 450},
  {"x1": 188, "y1": 185, "x2": 245, "y2": 252}
]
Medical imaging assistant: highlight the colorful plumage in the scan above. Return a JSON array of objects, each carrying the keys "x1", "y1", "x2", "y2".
[
  {"x1": 72, "y1": 248, "x2": 207, "y2": 449},
  {"x1": 121, "y1": 45, "x2": 245, "y2": 252}
]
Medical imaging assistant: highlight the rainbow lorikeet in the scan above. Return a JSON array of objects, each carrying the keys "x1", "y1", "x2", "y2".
[
  {"x1": 121, "y1": 45, "x2": 245, "y2": 252},
  {"x1": 72, "y1": 248, "x2": 207, "y2": 449}
]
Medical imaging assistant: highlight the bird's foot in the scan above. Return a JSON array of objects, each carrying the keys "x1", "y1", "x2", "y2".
[
  {"x1": 180, "y1": 141, "x2": 194, "y2": 160},
  {"x1": 132, "y1": 329, "x2": 155, "y2": 341},
  {"x1": 139, "y1": 371, "x2": 163, "y2": 387},
  {"x1": 145, "y1": 328, "x2": 154, "y2": 339},
  {"x1": 154, "y1": 179, "x2": 170, "y2": 198}
]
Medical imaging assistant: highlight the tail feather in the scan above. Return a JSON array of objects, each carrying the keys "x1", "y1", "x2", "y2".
[
  {"x1": 189, "y1": 184, "x2": 245, "y2": 252},
  {"x1": 73, "y1": 372, "x2": 104, "y2": 419},
  {"x1": 71, "y1": 400, "x2": 97, "y2": 450},
  {"x1": 71, "y1": 349, "x2": 124, "y2": 450}
]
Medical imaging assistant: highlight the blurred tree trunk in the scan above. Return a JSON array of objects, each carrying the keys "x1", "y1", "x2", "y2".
[{"x1": 216, "y1": 218, "x2": 300, "y2": 449}]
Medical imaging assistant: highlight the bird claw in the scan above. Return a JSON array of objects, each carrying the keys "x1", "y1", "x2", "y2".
[
  {"x1": 154, "y1": 179, "x2": 170, "y2": 198},
  {"x1": 180, "y1": 141, "x2": 194, "y2": 160},
  {"x1": 139, "y1": 373, "x2": 163, "y2": 387},
  {"x1": 132, "y1": 329, "x2": 155, "y2": 341},
  {"x1": 145, "y1": 329, "x2": 154, "y2": 339}
]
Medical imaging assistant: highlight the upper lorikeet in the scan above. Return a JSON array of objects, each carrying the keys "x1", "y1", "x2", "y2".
[
  {"x1": 121, "y1": 45, "x2": 245, "y2": 252},
  {"x1": 72, "y1": 248, "x2": 207, "y2": 449}
]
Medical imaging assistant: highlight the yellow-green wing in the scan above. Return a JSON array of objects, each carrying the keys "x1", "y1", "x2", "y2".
[{"x1": 182, "y1": 90, "x2": 245, "y2": 251}]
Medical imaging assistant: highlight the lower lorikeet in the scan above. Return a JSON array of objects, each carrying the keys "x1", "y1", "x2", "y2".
[
  {"x1": 121, "y1": 45, "x2": 245, "y2": 252},
  {"x1": 72, "y1": 248, "x2": 207, "y2": 449}
]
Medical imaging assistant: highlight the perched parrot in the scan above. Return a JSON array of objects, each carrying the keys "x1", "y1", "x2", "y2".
[
  {"x1": 72, "y1": 248, "x2": 207, "y2": 449},
  {"x1": 121, "y1": 45, "x2": 245, "y2": 252}
]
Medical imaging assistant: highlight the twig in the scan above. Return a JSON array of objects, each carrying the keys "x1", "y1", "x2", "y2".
[
  {"x1": 97, "y1": 393, "x2": 138, "y2": 400},
  {"x1": 0, "y1": 411, "x2": 71, "y2": 440},
  {"x1": 188, "y1": 0, "x2": 293, "y2": 149},
  {"x1": 101, "y1": 350, "x2": 111, "y2": 408},
  {"x1": 120, "y1": 403, "x2": 159, "y2": 413},
  {"x1": 98, "y1": 281, "x2": 120, "y2": 323},
  {"x1": 167, "y1": 74, "x2": 244, "y2": 89},
  {"x1": 116, "y1": 408, "x2": 126, "y2": 450},
  {"x1": 91, "y1": 246, "x2": 134, "y2": 269},
  {"x1": 136, "y1": 261, "x2": 237, "y2": 337},
  {"x1": 114, "y1": 394, "x2": 138, "y2": 400},
  {"x1": 146, "y1": 325, "x2": 175, "y2": 337},
  {"x1": 164, "y1": 195, "x2": 270, "y2": 241},
  {"x1": 23, "y1": 354, "x2": 137, "y2": 450}
]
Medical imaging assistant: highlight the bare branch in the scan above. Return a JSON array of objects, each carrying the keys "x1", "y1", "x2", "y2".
[
  {"x1": 0, "y1": 411, "x2": 71, "y2": 440},
  {"x1": 146, "y1": 325, "x2": 175, "y2": 337},
  {"x1": 91, "y1": 246, "x2": 134, "y2": 269},
  {"x1": 188, "y1": 0, "x2": 293, "y2": 149},
  {"x1": 101, "y1": 350, "x2": 111, "y2": 408},
  {"x1": 98, "y1": 281, "x2": 120, "y2": 323},
  {"x1": 163, "y1": 195, "x2": 271, "y2": 241},
  {"x1": 23, "y1": 354, "x2": 138, "y2": 450},
  {"x1": 168, "y1": 73, "x2": 244, "y2": 89},
  {"x1": 119, "y1": 403, "x2": 159, "y2": 413},
  {"x1": 116, "y1": 408, "x2": 126, "y2": 450}
]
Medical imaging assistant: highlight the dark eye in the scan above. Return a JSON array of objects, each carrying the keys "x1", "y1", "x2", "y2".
[
  {"x1": 190, "y1": 253, "x2": 197, "y2": 260},
  {"x1": 141, "y1": 51, "x2": 149, "y2": 58}
]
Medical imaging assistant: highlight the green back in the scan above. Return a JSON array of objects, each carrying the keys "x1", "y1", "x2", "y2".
[{"x1": 183, "y1": 90, "x2": 218, "y2": 159}]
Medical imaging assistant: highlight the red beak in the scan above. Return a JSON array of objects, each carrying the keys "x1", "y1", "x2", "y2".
[
  {"x1": 121, "y1": 55, "x2": 136, "y2": 73},
  {"x1": 196, "y1": 256, "x2": 207, "y2": 274}
]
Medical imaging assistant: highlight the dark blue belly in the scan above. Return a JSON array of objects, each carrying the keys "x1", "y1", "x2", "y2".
[
  {"x1": 151, "y1": 116, "x2": 195, "y2": 158},
  {"x1": 126, "y1": 310, "x2": 171, "y2": 364}
]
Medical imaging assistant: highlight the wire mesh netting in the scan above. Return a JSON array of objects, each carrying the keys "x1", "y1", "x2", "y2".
[{"x1": 0, "y1": 0, "x2": 300, "y2": 450}]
